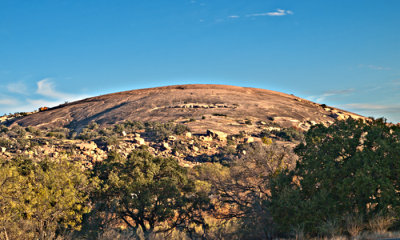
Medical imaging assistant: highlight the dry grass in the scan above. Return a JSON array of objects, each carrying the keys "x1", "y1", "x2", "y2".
[
  {"x1": 344, "y1": 213, "x2": 364, "y2": 238},
  {"x1": 367, "y1": 213, "x2": 395, "y2": 234}
]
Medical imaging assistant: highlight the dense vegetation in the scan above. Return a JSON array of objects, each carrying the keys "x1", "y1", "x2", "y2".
[
  {"x1": 0, "y1": 118, "x2": 400, "y2": 239},
  {"x1": 270, "y1": 118, "x2": 400, "y2": 238}
]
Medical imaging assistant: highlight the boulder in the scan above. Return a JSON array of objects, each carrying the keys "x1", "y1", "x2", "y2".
[
  {"x1": 244, "y1": 137, "x2": 254, "y2": 143},
  {"x1": 133, "y1": 137, "x2": 145, "y2": 145},
  {"x1": 199, "y1": 136, "x2": 213, "y2": 142},
  {"x1": 191, "y1": 146, "x2": 199, "y2": 152},
  {"x1": 185, "y1": 132, "x2": 192, "y2": 138},
  {"x1": 168, "y1": 135, "x2": 177, "y2": 141},
  {"x1": 330, "y1": 113, "x2": 347, "y2": 121},
  {"x1": 76, "y1": 141, "x2": 98, "y2": 151},
  {"x1": 207, "y1": 129, "x2": 228, "y2": 141},
  {"x1": 265, "y1": 126, "x2": 281, "y2": 131},
  {"x1": 162, "y1": 142, "x2": 171, "y2": 151}
]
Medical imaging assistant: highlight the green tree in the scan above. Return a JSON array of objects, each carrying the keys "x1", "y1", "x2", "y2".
[
  {"x1": 270, "y1": 118, "x2": 400, "y2": 235},
  {"x1": 91, "y1": 149, "x2": 209, "y2": 236},
  {"x1": 196, "y1": 143, "x2": 296, "y2": 239},
  {"x1": 0, "y1": 157, "x2": 96, "y2": 240}
]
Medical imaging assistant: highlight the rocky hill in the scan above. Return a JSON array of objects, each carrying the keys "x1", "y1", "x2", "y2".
[
  {"x1": 0, "y1": 84, "x2": 368, "y2": 168},
  {"x1": 6, "y1": 84, "x2": 364, "y2": 134}
]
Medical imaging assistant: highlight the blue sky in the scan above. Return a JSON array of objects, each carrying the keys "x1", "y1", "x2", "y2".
[{"x1": 1, "y1": 0, "x2": 399, "y2": 122}]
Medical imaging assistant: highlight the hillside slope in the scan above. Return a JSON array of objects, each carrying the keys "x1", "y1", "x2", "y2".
[{"x1": 8, "y1": 84, "x2": 364, "y2": 133}]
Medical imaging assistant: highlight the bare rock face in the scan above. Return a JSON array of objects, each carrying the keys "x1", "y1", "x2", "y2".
[
  {"x1": 76, "y1": 142, "x2": 98, "y2": 151},
  {"x1": 133, "y1": 137, "x2": 145, "y2": 145},
  {"x1": 207, "y1": 129, "x2": 228, "y2": 141},
  {"x1": 7, "y1": 84, "x2": 366, "y2": 134},
  {"x1": 162, "y1": 142, "x2": 171, "y2": 151}
]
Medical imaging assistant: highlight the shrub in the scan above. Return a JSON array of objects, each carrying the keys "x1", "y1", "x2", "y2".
[
  {"x1": 0, "y1": 125, "x2": 8, "y2": 134},
  {"x1": 212, "y1": 113, "x2": 227, "y2": 117},
  {"x1": 345, "y1": 213, "x2": 364, "y2": 237},
  {"x1": 123, "y1": 120, "x2": 145, "y2": 132},
  {"x1": 25, "y1": 126, "x2": 43, "y2": 136},
  {"x1": 275, "y1": 127, "x2": 304, "y2": 141},
  {"x1": 78, "y1": 126, "x2": 100, "y2": 140},
  {"x1": 8, "y1": 125, "x2": 26, "y2": 138},
  {"x1": 270, "y1": 118, "x2": 400, "y2": 236},
  {"x1": 367, "y1": 212, "x2": 395, "y2": 234},
  {"x1": 0, "y1": 157, "x2": 97, "y2": 239},
  {"x1": 262, "y1": 136, "x2": 273, "y2": 145},
  {"x1": 145, "y1": 122, "x2": 190, "y2": 141},
  {"x1": 0, "y1": 137, "x2": 12, "y2": 148},
  {"x1": 47, "y1": 131, "x2": 66, "y2": 139}
]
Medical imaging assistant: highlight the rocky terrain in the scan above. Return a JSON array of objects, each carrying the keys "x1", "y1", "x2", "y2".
[
  {"x1": 0, "y1": 84, "x2": 368, "y2": 168},
  {"x1": 4, "y1": 85, "x2": 398, "y2": 240},
  {"x1": 5, "y1": 84, "x2": 365, "y2": 134}
]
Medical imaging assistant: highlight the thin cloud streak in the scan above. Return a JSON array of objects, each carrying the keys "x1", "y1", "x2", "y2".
[
  {"x1": 0, "y1": 97, "x2": 19, "y2": 106},
  {"x1": 36, "y1": 78, "x2": 74, "y2": 99},
  {"x1": 344, "y1": 103, "x2": 400, "y2": 113},
  {"x1": 358, "y1": 64, "x2": 391, "y2": 71},
  {"x1": 247, "y1": 9, "x2": 293, "y2": 17},
  {"x1": 227, "y1": 9, "x2": 293, "y2": 19},
  {"x1": 1, "y1": 78, "x2": 90, "y2": 114},
  {"x1": 307, "y1": 89, "x2": 354, "y2": 102},
  {"x1": 7, "y1": 82, "x2": 28, "y2": 95},
  {"x1": 33, "y1": 78, "x2": 89, "y2": 106}
]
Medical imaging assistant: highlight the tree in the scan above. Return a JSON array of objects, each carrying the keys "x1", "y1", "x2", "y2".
[
  {"x1": 0, "y1": 157, "x2": 96, "y2": 240},
  {"x1": 195, "y1": 142, "x2": 296, "y2": 239},
  {"x1": 270, "y1": 118, "x2": 400, "y2": 235},
  {"x1": 91, "y1": 149, "x2": 209, "y2": 236}
]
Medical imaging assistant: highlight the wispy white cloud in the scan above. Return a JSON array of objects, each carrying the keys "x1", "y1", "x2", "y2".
[
  {"x1": 0, "y1": 97, "x2": 19, "y2": 106},
  {"x1": 307, "y1": 89, "x2": 354, "y2": 102},
  {"x1": 344, "y1": 103, "x2": 400, "y2": 112},
  {"x1": 7, "y1": 82, "x2": 28, "y2": 94},
  {"x1": 36, "y1": 78, "x2": 74, "y2": 99},
  {"x1": 338, "y1": 103, "x2": 400, "y2": 122},
  {"x1": 26, "y1": 99, "x2": 65, "y2": 108},
  {"x1": 0, "y1": 78, "x2": 89, "y2": 114},
  {"x1": 247, "y1": 9, "x2": 293, "y2": 17},
  {"x1": 226, "y1": 9, "x2": 293, "y2": 20},
  {"x1": 33, "y1": 78, "x2": 89, "y2": 107},
  {"x1": 358, "y1": 64, "x2": 391, "y2": 71}
]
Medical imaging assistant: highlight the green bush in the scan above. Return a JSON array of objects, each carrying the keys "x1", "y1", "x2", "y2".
[
  {"x1": 78, "y1": 126, "x2": 99, "y2": 140},
  {"x1": 261, "y1": 127, "x2": 304, "y2": 141},
  {"x1": 0, "y1": 157, "x2": 97, "y2": 239},
  {"x1": 145, "y1": 121, "x2": 189, "y2": 141},
  {"x1": 25, "y1": 126, "x2": 43, "y2": 136},
  {"x1": 270, "y1": 118, "x2": 400, "y2": 236},
  {"x1": 0, "y1": 137, "x2": 12, "y2": 148}
]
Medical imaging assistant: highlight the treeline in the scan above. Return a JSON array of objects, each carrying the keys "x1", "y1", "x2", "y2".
[{"x1": 1, "y1": 118, "x2": 400, "y2": 239}]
